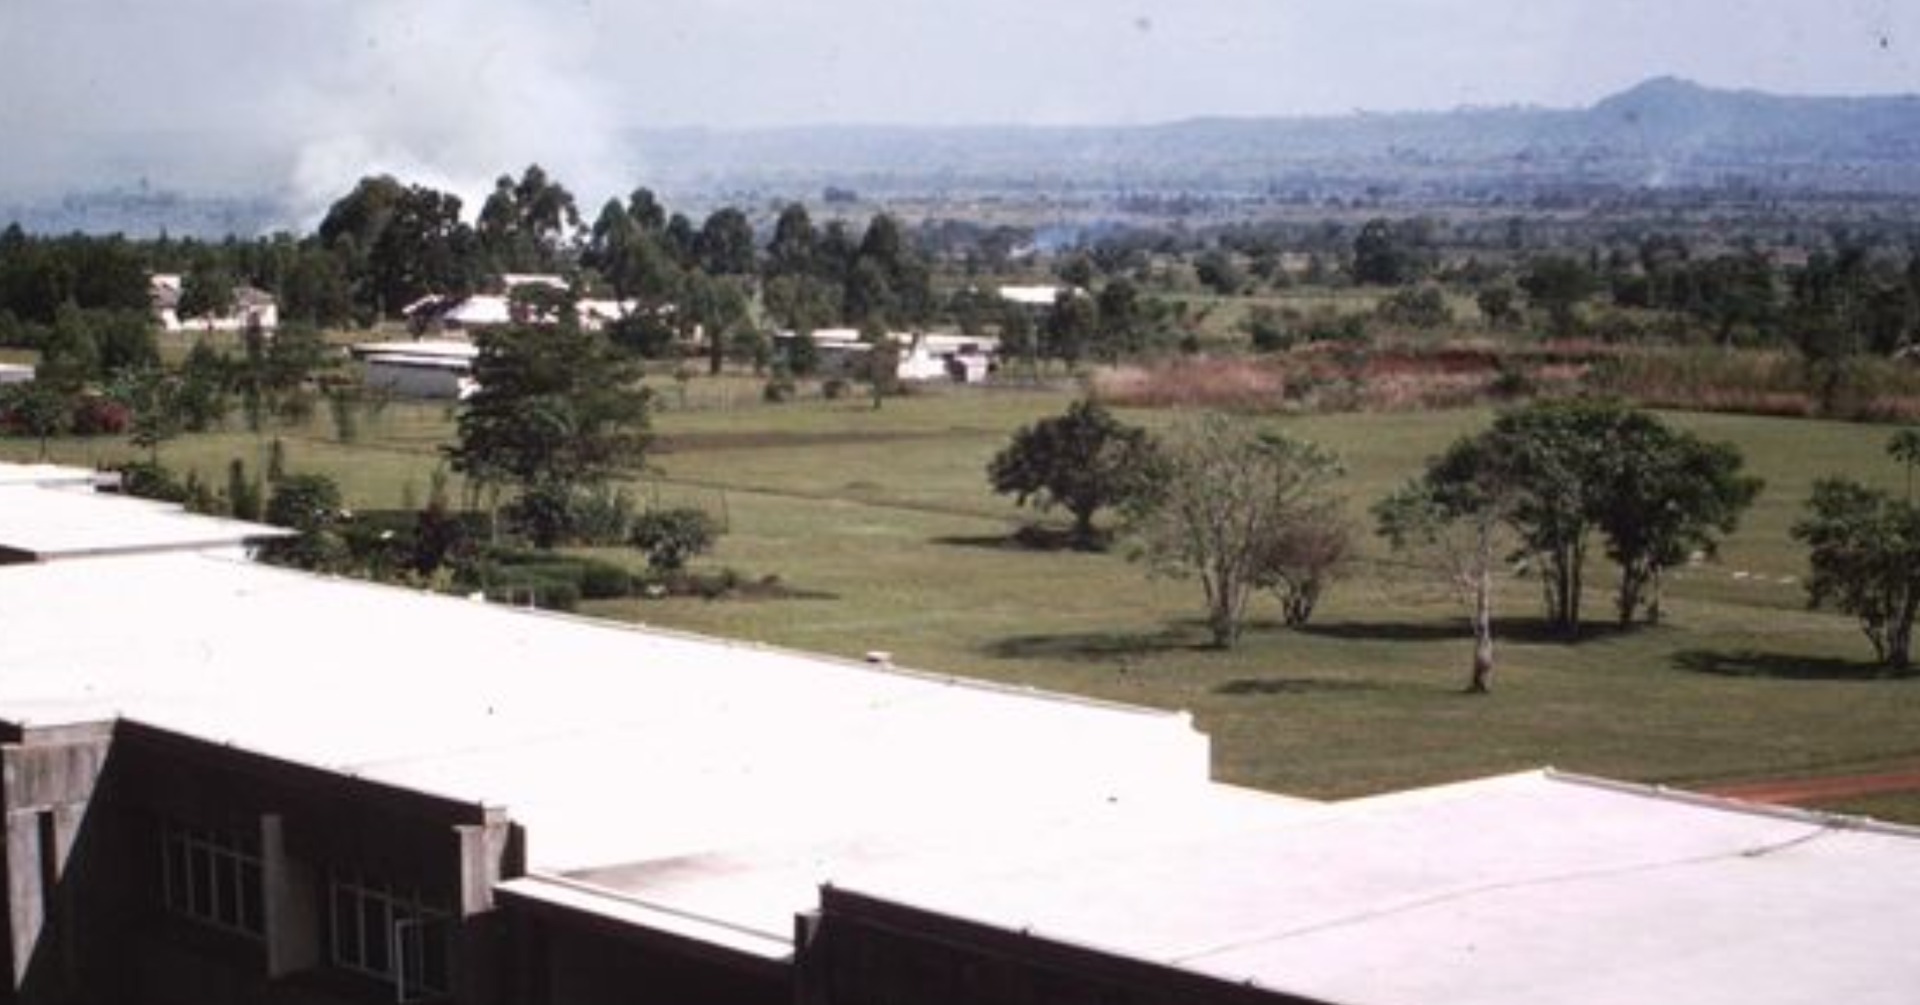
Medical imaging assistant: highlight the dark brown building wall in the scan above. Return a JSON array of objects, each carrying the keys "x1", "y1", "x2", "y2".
[{"x1": 799, "y1": 888, "x2": 1333, "y2": 1005}]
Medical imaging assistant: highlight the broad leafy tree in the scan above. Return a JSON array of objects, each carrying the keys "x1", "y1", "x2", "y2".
[
  {"x1": 987, "y1": 400, "x2": 1158, "y2": 549},
  {"x1": 0, "y1": 380, "x2": 70, "y2": 459},
  {"x1": 446, "y1": 309, "x2": 651, "y2": 546},
  {"x1": 1793, "y1": 476, "x2": 1920, "y2": 672},
  {"x1": 478, "y1": 164, "x2": 581, "y2": 272},
  {"x1": 765, "y1": 203, "x2": 817, "y2": 279},
  {"x1": 697, "y1": 207, "x2": 756, "y2": 277},
  {"x1": 1350, "y1": 217, "x2": 1425, "y2": 286},
  {"x1": 319, "y1": 175, "x2": 477, "y2": 318},
  {"x1": 1255, "y1": 515, "x2": 1353, "y2": 628},
  {"x1": 1486, "y1": 400, "x2": 1613, "y2": 636},
  {"x1": 1375, "y1": 435, "x2": 1523, "y2": 693},
  {"x1": 1520, "y1": 255, "x2": 1597, "y2": 339},
  {"x1": 177, "y1": 258, "x2": 237, "y2": 323},
  {"x1": 1434, "y1": 400, "x2": 1759, "y2": 639},
  {"x1": 1127, "y1": 414, "x2": 1345, "y2": 648},
  {"x1": 1594, "y1": 421, "x2": 1761, "y2": 624}
]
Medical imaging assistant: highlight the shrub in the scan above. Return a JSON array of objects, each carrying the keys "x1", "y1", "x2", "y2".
[
  {"x1": 762, "y1": 375, "x2": 797, "y2": 403},
  {"x1": 506, "y1": 481, "x2": 577, "y2": 549},
  {"x1": 1374, "y1": 286, "x2": 1453, "y2": 330},
  {"x1": 575, "y1": 558, "x2": 635, "y2": 600},
  {"x1": 70, "y1": 395, "x2": 130, "y2": 436},
  {"x1": 630, "y1": 508, "x2": 720, "y2": 573},
  {"x1": 569, "y1": 485, "x2": 636, "y2": 546},
  {"x1": 113, "y1": 460, "x2": 189, "y2": 503},
  {"x1": 1242, "y1": 306, "x2": 1293, "y2": 353},
  {"x1": 822, "y1": 377, "x2": 852, "y2": 400}
]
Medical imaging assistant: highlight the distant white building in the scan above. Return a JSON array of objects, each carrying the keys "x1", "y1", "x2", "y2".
[
  {"x1": 349, "y1": 339, "x2": 480, "y2": 399},
  {"x1": 149, "y1": 273, "x2": 280, "y2": 334},
  {"x1": 778, "y1": 329, "x2": 1000, "y2": 383},
  {"x1": 0, "y1": 362, "x2": 33, "y2": 386},
  {"x1": 998, "y1": 284, "x2": 1078, "y2": 308},
  {"x1": 406, "y1": 273, "x2": 639, "y2": 334}
]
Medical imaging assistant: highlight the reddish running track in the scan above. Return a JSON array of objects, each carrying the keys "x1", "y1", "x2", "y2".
[{"x1": 1703, "y1": 767, "x2": 1920, "y2": 806}]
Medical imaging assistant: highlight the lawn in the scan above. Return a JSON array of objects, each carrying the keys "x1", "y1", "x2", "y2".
[{"x1": 9, "y1": 379, "x2": 1918, "y2": 818}]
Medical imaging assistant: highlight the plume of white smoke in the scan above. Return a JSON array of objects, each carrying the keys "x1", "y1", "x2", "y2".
[{"x1": 286, "y1": 0, "x2": 629, "y2": 226}]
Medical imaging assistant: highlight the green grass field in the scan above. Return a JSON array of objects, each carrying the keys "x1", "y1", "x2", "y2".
[{"x1": 10, "y1": 380, "x2": 1918, "y2": 817}]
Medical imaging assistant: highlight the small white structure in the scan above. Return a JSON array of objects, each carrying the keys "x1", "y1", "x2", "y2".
[
  {"x1": 999, "y1": 284, "x2": 1076, "y2": 308},
  {"x1": 350, "y1": 339, "x2": 480, "y2": 399},
  {"x1": 779, "y1": 329, "x2": 1000, "y2": 384},
  {"x1": 149, "y1": 273, "x2": 280, "y2": 334},
  {"x1": 0, "y1": 362, "x2": 33, "y2": 385},
  {"x1": 407, "y1": 279, "x2": 639, "y2": 334}
]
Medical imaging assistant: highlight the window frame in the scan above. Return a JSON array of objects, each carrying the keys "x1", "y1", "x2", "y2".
[
  {"x1": 327, "y1": 871, "x2": 453, "y2": 1002},
  {"x1": 158, "y1": 820, "x2": 265, "y2": 941}
]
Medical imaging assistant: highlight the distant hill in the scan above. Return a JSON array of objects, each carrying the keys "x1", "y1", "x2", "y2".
[
  {"x1": 10, "y1": 78, "x2": 1919, "y2": 236},
  {"x1": 630, "y1": 77, "x2": 1920, "y2": 198}
]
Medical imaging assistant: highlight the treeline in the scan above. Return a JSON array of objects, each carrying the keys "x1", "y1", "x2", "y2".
[{"x1": 6, "y1": 163, "x2": 1920, "y2": 404}]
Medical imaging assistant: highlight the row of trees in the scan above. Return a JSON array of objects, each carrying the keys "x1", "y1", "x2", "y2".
[
  {"x1": 990, "y1": 399, "x2": 1771, "y2": 687},
  {"x1": 1376, "y1": 401, "x2": 1763, "y2": 691},
  {"x1": 990, "y1": 402, "x2": 1353, "y2": 648}
]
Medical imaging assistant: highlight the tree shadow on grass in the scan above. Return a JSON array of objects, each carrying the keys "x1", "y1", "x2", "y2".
[
  {"x1": 1294, "y1": 620, "x2": 1471, "y2": 643},
  {"x1": 983, "y1": 627, "x2": 1208, "y2": 662},
  {"x1": 934, "y1": 526, "x2": 1110, "y2": 553},
  {"x1": 1214, "y1": 677, "x2": 1389, "y2": 697},
  {"x1": 1297, "y1": 617, "x2": 1644, "y2": 648},
  {"x1": 1672, "y1": 649, "x2": 1901, "y2": 681}
]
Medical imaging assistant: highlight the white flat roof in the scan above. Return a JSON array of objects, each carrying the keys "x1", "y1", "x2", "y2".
[
  {"x1": 0, "y1": 550, "x2": 1211, "y2": 875},
  {"x1": 0, "y1": 461, "x2": 105, "y2": 489},
  {"x1": 350, "y1": 339, "x2": 479, "y2": 361},
  {"x1": 514, "y1": 780, "x2": 1319, "y2": 949},
  {"x1": 828, "y1": 770, "x2": 1920, "y2": 1005},
  {"x1": 998, "y1": 284, "x2": 1071, "y2": 306},
  {"x1": 0, "y1": 484, "x2": 291, "y2": 560}
]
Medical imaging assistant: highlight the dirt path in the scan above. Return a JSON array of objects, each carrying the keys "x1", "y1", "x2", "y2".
[{"x1": 1703, "y1": 767, "x2": 1920, "y2": 806}]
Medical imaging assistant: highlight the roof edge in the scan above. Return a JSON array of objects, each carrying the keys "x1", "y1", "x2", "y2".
[{"x1": 1544, "y1": 768, "x2": 1920, "y2": 840}]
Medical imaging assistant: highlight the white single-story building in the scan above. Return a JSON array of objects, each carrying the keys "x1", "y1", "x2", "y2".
[
  {"x1": 998, "y1": 284, "x2": 1078, "y2": 308},
  {"x1": 149, "y1": 273, "x2": 280, "y2": 334},
  {"x1": 349, "y1": 339, "x2": 480, "y2": 399},
  {"x1": 779, "y1": 329, "x2": 1001, "y2": 384}
]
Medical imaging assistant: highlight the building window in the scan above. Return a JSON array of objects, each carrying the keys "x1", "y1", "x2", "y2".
[
  {"x1": 159, "y1": 821, "x2": 265, "y2": 939},
  {"x1": 329, "y1": 873, "x2": 451, "y2": 1001}
]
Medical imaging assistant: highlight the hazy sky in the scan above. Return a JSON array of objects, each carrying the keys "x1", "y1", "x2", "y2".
[{"x1": 1, "y1": 0, "x2": 1914, "y2": 206}]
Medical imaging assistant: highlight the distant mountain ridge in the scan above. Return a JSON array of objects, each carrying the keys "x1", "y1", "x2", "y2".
[
  {"x1": 630, "y1": 77, "x2": 1920, "y2": 197},
  {"x1": 9, "y1": 78, "x2": 1919, "y2": 237}
]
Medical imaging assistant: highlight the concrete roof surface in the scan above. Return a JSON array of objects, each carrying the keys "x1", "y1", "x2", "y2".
[
  {"x1": 0, "y1": 484, "x2": 291, "y2": 558},
  {"x1": 0, "y1": 552, "x2": 1211, "y2": 873},
  {"x1": 0, "y1": 461, "x2": 103, "y2": 488},
  {"x1": 830, "y1": 771, "x2": 1920, "y2": 1005},
  {"x1": 546, "y1": 781, "x2": 1320, "y2": 944}
]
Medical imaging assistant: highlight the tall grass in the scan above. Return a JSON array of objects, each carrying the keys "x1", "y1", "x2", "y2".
[{"x1": 1589, "y1": 348, "x2": 1920, "y2": 422}]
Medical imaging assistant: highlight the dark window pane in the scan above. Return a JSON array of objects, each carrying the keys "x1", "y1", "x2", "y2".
[
  {"x1": 189, "y1": 845, "x2": 213, "y2": 918},
  {"x1": 164, "y1": 834, "x2": 187, "y2": 911},
  {"x1": 240, "y1": 862, "x2": 264, "y2": 934},
  {"x1": 215, "y1": 853, "x2": 239, "y2": 926},
  {"x1": 363, "y1": 896, "x2": 390, "y2": 973},
  {"x1": 333, "y1": 885, "x2": 359, "y2": 966},
  {"x1": 421, "y1": 920, "x2": 449, "y2": 992}
]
